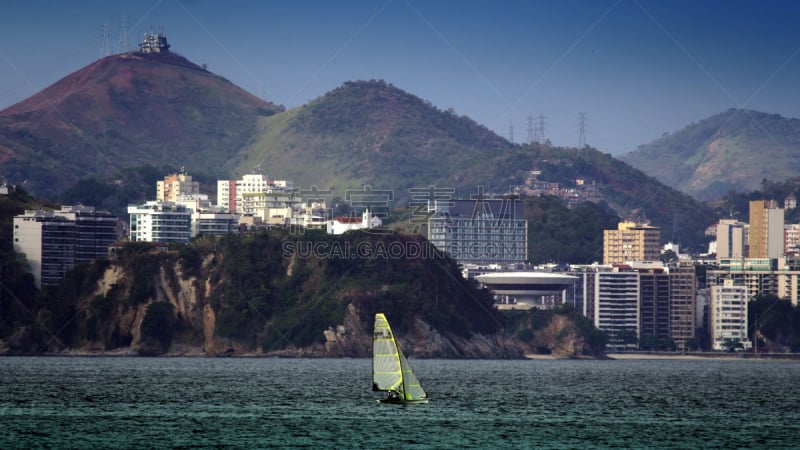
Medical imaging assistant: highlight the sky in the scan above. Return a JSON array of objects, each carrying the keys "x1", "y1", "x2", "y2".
[{"x1": 1, "y1": 0, "x2": 799, "y2": 155}]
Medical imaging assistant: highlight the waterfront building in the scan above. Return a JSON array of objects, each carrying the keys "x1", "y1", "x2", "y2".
[
  {"x1": 13, "y1": 206, "x2": 118, "y2": 288},
  {"x1": 636, "y1": 265, "x2": 671, "y2": 345},
  {"x1": 668, "y1": 261, "x2": 697, "y2": 350},
  {"x1": 709, "y1": 258, "x2": 778, "y2": 302},
  {"x1": 594, "y1": 269, "x2": 640, "y2": 350},
  {"x1": 564, "y1": 264, "x2": 611, "y2": 319},
  {"x1": 427, "y1": 198, "x2": 527, "y2": 265},
  {"x1": 710, "y1": 279, "x2": 751, "y2": 351},
  {"x1": 749, "y1": 200, "x2": 784, "y2": 259},
  {"x1": 603, "y1": 222, "x2": 661, "y2": 265}
]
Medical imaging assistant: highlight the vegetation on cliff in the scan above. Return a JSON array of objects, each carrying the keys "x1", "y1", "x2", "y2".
[
  {"x1": 504, "y1": 305, "x2": 608, "y2": 358},
  {"x1": 1, "y1": 229, "x2": 523, "y2": 356}
]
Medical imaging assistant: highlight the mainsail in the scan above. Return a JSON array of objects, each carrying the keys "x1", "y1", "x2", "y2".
[{"x1": 372, "y1": 313, "x2": 427, "y2": 402}]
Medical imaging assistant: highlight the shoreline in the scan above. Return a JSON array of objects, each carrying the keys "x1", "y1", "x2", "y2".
[{"x1": 607, "y1": 351, "x2": 800, "y2": 361}]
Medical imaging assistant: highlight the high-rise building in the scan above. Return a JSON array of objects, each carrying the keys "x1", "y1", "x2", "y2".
[
  {"x1": 668, "y1": 261, "x2": 697, "y2": 350},
  {"x1": 157, "y1": 172, "x2": 200, "y2": 203},
  {"x1": 594, "y1": 270, "x2": 640, "y2": 350},
  {"x1": 427, "y1": 198, "x2": 527, "y2": 265},
  {"x1": 749, "y1": 200, "x2": 784, "y2": 259},
  {"x1": 13, "y1": 206, "x2": 118, "y2": 288},
  {"x1": 603, "y1": 222, "x2": 661, "y2": 265},
  {"x1": 716, "y1": 219, "x2": 746, "y2": 259},
  {"x1": 710, "y1": 279, "x2": 751, "y2": 351},
  {"x1": 637, "y1": 267, "x2": 671, "y2": 345}
]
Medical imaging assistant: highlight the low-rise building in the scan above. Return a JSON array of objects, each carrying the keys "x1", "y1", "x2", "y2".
[
  {"x1": 327, "y1": 209, "x2": 381, "y2": 235},
  {"x1": 128, "y1": 201, "x2": 192, "y2": 244}
]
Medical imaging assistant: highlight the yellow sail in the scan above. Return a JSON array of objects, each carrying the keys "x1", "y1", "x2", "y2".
[{"x1": 372, "y1": 313, "x2": 428, "y2": 402}]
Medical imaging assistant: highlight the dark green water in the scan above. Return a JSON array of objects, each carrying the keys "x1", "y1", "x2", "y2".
[{"x1": 1, "y1": 357, "x2": 798, "y2": 449}]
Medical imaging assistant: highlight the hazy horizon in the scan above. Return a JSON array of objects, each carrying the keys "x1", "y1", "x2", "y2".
[{"x1": 1, "y1": 0, "x2": 799, "y2": 155}]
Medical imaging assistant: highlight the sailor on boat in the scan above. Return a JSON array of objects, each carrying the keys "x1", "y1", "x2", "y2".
[{"x1": 386, "y1": 390, "x2": 400, "y2": 401}]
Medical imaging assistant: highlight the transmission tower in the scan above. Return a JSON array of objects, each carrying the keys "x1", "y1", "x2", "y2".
[
  {"x1": 526, "y1": 114, "x2": 534, "y2": 144},
  {"x1": 102, "y1": 22, "x2": 112, "y2": 57},
  {"x1": 536, "y1": 114, "x2": 546, "y2": 144},
  {"x1": 509, "y1": 119, "x2": 514, "y2": 144},
  {"x1": 578, "y1": 112, "x2": 588, "y2": 150},
  {"x1": 118, "y1": 16, "x2": 129, "y2": 53}
]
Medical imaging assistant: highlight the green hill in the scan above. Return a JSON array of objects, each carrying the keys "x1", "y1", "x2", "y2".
[
  {"x1": 226, "y1": 80, "x2": 512, "y2": 199},
  {"x1": 0, "y1": 54, "x2": 719, "y2": 251},
  {"x1": 621, "y1": 109, "x2": 800, "y2": 201}
]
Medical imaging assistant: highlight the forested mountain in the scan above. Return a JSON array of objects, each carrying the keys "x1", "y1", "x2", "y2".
[
  {"x1": 0, "y1": 52, "x2": 719, "y2": 250},
  {"x1": 622, "y1": 109, "x2": 800, "y2": 201}
]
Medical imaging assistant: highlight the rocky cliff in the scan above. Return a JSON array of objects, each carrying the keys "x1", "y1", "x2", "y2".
[{"x1": 1, "y1": 233, "x2": 555, "y2": 358}]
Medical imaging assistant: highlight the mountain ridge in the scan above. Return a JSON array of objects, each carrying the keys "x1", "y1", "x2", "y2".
[
  {"x1": 621, "y1": 109, "x2": 800, "y2": 200},
  {"x1": 0, "y1": 52, "x2": 719, "y2": 249}
]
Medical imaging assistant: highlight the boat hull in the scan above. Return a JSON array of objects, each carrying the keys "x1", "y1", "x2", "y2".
[{"x1": 378, "y1": 398, "x2": 429, "y2": 405}]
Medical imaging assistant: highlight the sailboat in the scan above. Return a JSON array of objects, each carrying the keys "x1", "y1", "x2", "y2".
[{"x1": 372, "y1": 313, "x2": 429, "y2": 404}]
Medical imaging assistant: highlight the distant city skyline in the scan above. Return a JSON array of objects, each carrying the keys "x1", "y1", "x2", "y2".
[{"x1": 1, "y1": 0, "x2": 799, "y2": 155}]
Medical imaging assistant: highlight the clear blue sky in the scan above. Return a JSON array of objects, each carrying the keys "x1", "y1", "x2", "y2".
[{"x1": 1, "y1": 0, "x2": 799, "y2": 155}]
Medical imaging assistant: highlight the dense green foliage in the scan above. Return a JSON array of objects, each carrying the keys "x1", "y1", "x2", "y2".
[
  {"x1": 749, "y1": 295, "x2": 800, "y2": 352},
  {"x1": 57, "y1": 165, "x2": 218, "y2": 219},
  {"x1": 205, "y1": 229, "x2": 503, "y2": 351},
  {"x1": 139, "y1": 302, "x2": 176, "y2": 355},
  {"x1": 524, "y1": 146, "x2": 718, "y2": 252},
  {"x1": 524, "y1": 196, "x2": 619, "y2": 264},
  {"x1": 714, "y1": 177, "x2": 800, "y2": 223}
]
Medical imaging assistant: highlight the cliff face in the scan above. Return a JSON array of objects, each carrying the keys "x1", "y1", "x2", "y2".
[{"x1": 0, "y1": 235, "x2": 604, "y2": 359}]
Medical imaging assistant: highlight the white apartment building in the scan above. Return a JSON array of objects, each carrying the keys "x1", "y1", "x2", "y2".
[
  {"x1": 217, "y1": 173, "x2": 294, "y2": 214},
  {"x1": 710, "y1": 280, "x2": 751, "y2": 351},
  {"x1": 173, "y1": 194, "x2": 239, "y2": 237},
  {"x1": 128, "y1": 201, "x2": 192, "y2": 244}
]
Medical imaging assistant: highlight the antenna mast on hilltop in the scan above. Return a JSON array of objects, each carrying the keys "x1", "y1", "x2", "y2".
[{"x1": 509, "y1": 119, "x2": 514, "y2": 144}]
